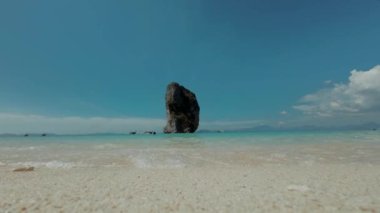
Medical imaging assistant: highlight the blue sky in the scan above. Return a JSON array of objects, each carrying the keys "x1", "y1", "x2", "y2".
[{"x1": 1, "y1": 0, "x2": 380, "y2": 133}]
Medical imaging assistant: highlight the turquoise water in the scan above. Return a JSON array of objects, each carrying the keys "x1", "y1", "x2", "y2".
[
  {"x1": 1, "y1": 130, "x2": 379, "y2": 145},
  {"x1": 1, "y1": 130, "x2": 380, "y2": 169}
]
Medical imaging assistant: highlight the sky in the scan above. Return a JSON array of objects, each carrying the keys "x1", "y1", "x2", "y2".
[{"x1": 1, "y1": 0, "x2": 380, "y2": 133}]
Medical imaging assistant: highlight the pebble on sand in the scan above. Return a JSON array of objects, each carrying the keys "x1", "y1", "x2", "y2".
[
  {"x1": 13, "y1": 167, "x2": 34, "y2": 172},
  {"x1": 287, "y1": 185, "x2": 310, "y2": 192}
]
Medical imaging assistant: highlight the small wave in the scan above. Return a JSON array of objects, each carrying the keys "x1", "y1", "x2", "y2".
[
  {"x1": 0, "y1": 146, "x2": 43, "y2": 151},
  {"x1": 92, "y1": 144, "x2": 120, "y2": 150},
  {"x1": 12, "y1": 161, "x2": 81, "y2": 169},
  {"x1": 130, "y1": 156, "x2": 186, "y2": 169}
]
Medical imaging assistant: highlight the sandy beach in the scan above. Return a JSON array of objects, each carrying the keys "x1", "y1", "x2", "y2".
[
  {"x1": 1, "y1": 160, "x2": 380, "y2": 212},
  {"x1": 1, "y1": 132, "x2": 380, "y2": 212}
]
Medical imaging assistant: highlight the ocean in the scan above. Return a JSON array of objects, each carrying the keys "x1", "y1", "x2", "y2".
[{"x1": 1, "y1": 130, "x2": 379, "y2": 169}]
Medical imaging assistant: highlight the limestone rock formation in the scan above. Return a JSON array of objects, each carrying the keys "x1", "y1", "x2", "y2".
[{"x1": 164, "y1": 82, "x2": 200, "y2": 133}]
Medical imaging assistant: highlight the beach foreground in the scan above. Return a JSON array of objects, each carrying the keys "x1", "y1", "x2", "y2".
[
  {"x1": 1, "y1": 164, "x2": 380, "y2": 212},
  {"x1": 1, "y1": 132, "x2": 380, "y2": 212}
]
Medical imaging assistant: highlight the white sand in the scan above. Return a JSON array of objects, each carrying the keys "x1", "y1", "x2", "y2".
[{"x1": 1, "y1": 163, "x2": 379, "y2": 212}]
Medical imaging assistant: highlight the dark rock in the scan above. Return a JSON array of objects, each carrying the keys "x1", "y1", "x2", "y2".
[
  {"x1": 164, "y1": 82, "x2": 200, "y2": 133},
  {"x1": 129, "y1": 131, "x2": 137, "y2": 135}
]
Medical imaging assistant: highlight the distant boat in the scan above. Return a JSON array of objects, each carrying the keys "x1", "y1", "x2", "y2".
[{"x1": 144, "y1": 131, "x2": 156, "y2": 135}]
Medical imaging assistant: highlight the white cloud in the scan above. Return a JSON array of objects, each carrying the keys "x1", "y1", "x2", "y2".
[
  {"x1": 0, "y1": 113, "x2": 165, "y2": 134},
  {"x1": 294, "y1": 65, "x2": 380, "y2": 117}
]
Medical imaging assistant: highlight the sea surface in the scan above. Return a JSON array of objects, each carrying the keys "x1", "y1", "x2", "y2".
[{"x1": 1, "y1": 130, "x2": 380, "y2": 169}]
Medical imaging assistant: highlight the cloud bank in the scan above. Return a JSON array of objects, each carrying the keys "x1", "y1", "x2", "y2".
[
  {"x1": 200, "y1": 120, "x2": 264, "y2": 130},
  {"x1": 0, "y1": 113, "x2": 165, "y2": 134},
  {"x1": 0, "y1": 113, "x2": 267, "y2": 134},
  {"x1": 294, "y1": 65, "x2": 380, "y2": 117}
]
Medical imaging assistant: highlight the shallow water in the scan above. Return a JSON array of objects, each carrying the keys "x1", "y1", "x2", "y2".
[{"x1": 1, "y1": 130, "x2": 380, "y2": 169}]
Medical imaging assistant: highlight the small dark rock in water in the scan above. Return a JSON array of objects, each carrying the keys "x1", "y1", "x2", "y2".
[
  {"x1": 13, "y1": 167, "x2": 34, "y2": 172},
  {"x1": 144, "y1": 131, "x2": 156, "y2": 135},
  {"x1": 41, "y1": 133, "x2": 47, "y2": 137},
  {"x1": 164, "y1": 82, "x2": 200, "y2": 133},
  {"x1": 129, "y1": 131, "x2": 137, "y2": 135},
  {"x1": 24, "y1": 134, "x2": 29, "y2": 137}
]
